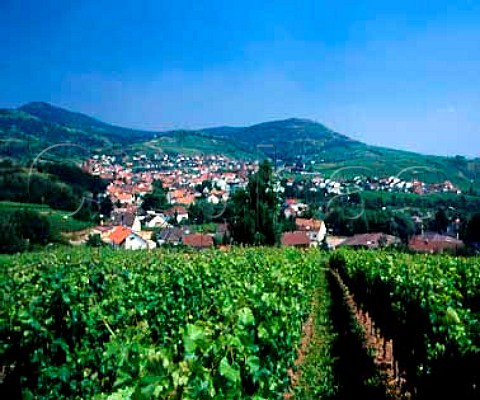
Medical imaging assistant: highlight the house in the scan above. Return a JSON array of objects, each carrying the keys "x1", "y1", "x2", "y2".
[
  {"x1": 283, "y1": 206, "x2": 297, "y2": 219},
  {"x1": 134, "y1": 230, "x2": 157, "y2": 249},
  {"x1": 156, "y1": 227, "x2": 186, "y2": 246},
  {"x1": 109, "y1": 226, "x2": 132, "y2": 247},
  {"x1": 409, "y1": 233, "x2": 464, "y2": 254},
  {"x1": 340, "y1": 233, "x2": 400, "y2": 249},
  {"x1": 90, "y1": 225, "x2": 115, "y2": 243},
  {"x1": 168, "y1": 189, "x2": 196, "y2": 206},
  {"x1": 108, "y1": 226, "x2": 149, "y2": 250},
  {"x1": 116, "y1": 192, "x2": 134, "y2": 205},
  {"x1": 283, "y1": 199, "x2": 309, "y2": 218},
  {"x1": 176, "y1": 194, "x2": 196, "y2": 206},
  {"x1": 295, "y1": 218, "x2": 327, "y2": 245},
  {"x1": 182, "y1": 233, "x2": 214, "y2": 249},
  {"x1": 124, "y1": 233, "x2": 149, "y2": 250},
  {"x1": 281, "y1": 231, "x2": 311, "y2": 248},
  {"x1": 326, "y1": 236, "x2": 347, "y2": 250}
]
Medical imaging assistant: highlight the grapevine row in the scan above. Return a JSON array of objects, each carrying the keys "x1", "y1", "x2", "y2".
[{"x1": 330, "y1": 250, "x2": 480, "y2": 399}]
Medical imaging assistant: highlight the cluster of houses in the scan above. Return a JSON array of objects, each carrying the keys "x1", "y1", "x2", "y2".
[
  {"x1": 88, "y1": 197, "x2": 465, "y2": 254},
  {"x1": 82, "y1": 152, "x2": 466, "y2": 254},
  {"x1": 90, "y1": 215, "x2": 328, "y2": 251},
  {"x1": 356, "y1": 176, "x2": 460, "y2": 195},
  {"x1": 91, "y1": 222, "x2": 217, "y2": 251},
  {"x1": 84, "y1": 153, "x2": 254, "y2": 209},
  {"x1": 282, "y1": 175, "x2": 461, "y2": 201},
  {"x1": 92, "y1": 219, "x2": 464, "y2": 254},
  {"x1": 325, "y1": 231, "x2": 464, "y2": 253}
]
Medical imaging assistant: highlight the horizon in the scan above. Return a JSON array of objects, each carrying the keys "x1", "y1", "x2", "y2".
[{"x1": 1, "y1": 1, "x2": 480, "y2": 157}]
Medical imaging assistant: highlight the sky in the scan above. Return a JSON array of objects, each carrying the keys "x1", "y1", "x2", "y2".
[{"x1": 1, "y1": 0, "x2": 480, "y2": 157}]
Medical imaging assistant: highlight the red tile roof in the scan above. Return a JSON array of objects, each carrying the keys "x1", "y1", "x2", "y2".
[
  {"x1": 409, "y1": 234, "x2": 464, "y2": 253},
  {"x1": 183, "y1": 234, "x2": 214, "y2": 248},
  {"x1": 109, "y1": 226, "x2": 132, "y2": 245},
  {"x1": 281, "y1": 231, "x2": 310, "y2": 247}
]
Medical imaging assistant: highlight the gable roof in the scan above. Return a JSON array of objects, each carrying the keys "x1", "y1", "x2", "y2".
[
  {"x1": 281, "y1": 231, "x2": 310, "y2": 247},
  {"x1": 156, "y1": 227, "x2": 185, "y2": 243},
  {"x1": 183, "y1": 234, "x2": 214, "y2": 248},
  {"x1": 109, "y1": 226, "x2": 132, "y2": 245}
]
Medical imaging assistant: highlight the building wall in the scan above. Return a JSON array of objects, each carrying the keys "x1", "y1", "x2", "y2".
[{"x1": 125, "y1": 235, "x2": 148, "y2": 250}]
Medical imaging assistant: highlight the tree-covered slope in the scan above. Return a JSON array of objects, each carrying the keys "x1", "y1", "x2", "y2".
[{"x1": 201, "y1": 118, "x2": 365, "y2": 161}]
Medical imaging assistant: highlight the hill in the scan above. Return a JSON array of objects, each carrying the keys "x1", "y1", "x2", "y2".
[
  {"x1": 18, "y1": 102, "x2": 156, "y2": 142},
  {"x1": 202, "y1": 118, "x2": 364, "y2": 160},
  {"x1": 200, "y1": 118, "x2": 480, "y2": 190},
  {"x1": 130, "y1": 130, "x2": 255, "y2": 159},
  {"x1": 1, "y1": 102, "x2": 479, "y2": 189},
  {"x1": 0, "y1": 102, "x2": 254, "y2": 161},
  {"x1": 198, "y1": 118, "x2": 370, "y2": 168},
  {"x1": 0, "y1": 102, "x2": 160, "y2": 161}
]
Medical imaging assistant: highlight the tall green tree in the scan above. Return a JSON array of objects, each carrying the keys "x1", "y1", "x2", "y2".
[
  {"x1": 389, "y1": 214, "x2": 415, "y2": 244},
  {"x1": 432, "y1": 208, "x2": 449, "y2": 234},
  {"x1": 230, "y1": 160, "x2": 280, "y2": 245},
  {"x1": 465, "y1": 213, "x2": 480, "y2": 243},
  {"x1": 99, "y1": 196, "x2": 113, "y2": 218}
]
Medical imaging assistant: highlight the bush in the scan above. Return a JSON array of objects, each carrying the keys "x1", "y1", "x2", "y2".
[
  {"x1": 0, "y1": 209, "x2": 53, "y2": 254},
  {"x1": 86, "y1": 233, "x2": 103, "y2": 247}
]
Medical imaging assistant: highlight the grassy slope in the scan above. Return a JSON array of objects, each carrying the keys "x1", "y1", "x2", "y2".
[
  {"x1": 0, "y1": 201, "x2": 94, "y2": 232},
  {"x1": 132, "y1": 131, "x2": 256, "y2": 159}
]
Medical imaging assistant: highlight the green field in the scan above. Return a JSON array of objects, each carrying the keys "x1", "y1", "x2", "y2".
[
  {"x1": 2, "y1": 246, "x2": 480, "y2": 399},
  {"x1": 0, "y1": 201, "x2": 94, "y2": 232}
]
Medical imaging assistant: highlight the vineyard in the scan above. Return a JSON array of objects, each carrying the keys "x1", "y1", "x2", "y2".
[
  {"x1": 1, "y1": 247, "x2": 479, "y2": 399},
  {"x1": 330, "y1": 250, "x2": 480, "y2": 399},
  {"x1": 1, "y1": 248, "x2": 340, "y2": 399}
]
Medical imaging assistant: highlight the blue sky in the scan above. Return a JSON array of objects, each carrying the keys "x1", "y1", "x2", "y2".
[{"x1": 1, "y1": 0, "x2": 479, "y2": 156}]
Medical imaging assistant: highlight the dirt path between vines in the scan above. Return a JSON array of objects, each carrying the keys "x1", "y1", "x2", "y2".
[
  {"x1": 330, "y1": 269, "x2": 411, "y2": 400},
  {"x1": 283, "y1": 305, "x2": 315, "y2": 399}
]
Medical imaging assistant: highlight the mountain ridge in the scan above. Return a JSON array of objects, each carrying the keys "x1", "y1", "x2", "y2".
[{"x1": 1, "y1": 102, "x2": 479, "y2": 190}]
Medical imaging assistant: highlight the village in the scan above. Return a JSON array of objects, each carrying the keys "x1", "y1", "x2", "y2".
[{"x1": 81, "y1": 152, "x2": 466, "y2": 254}]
